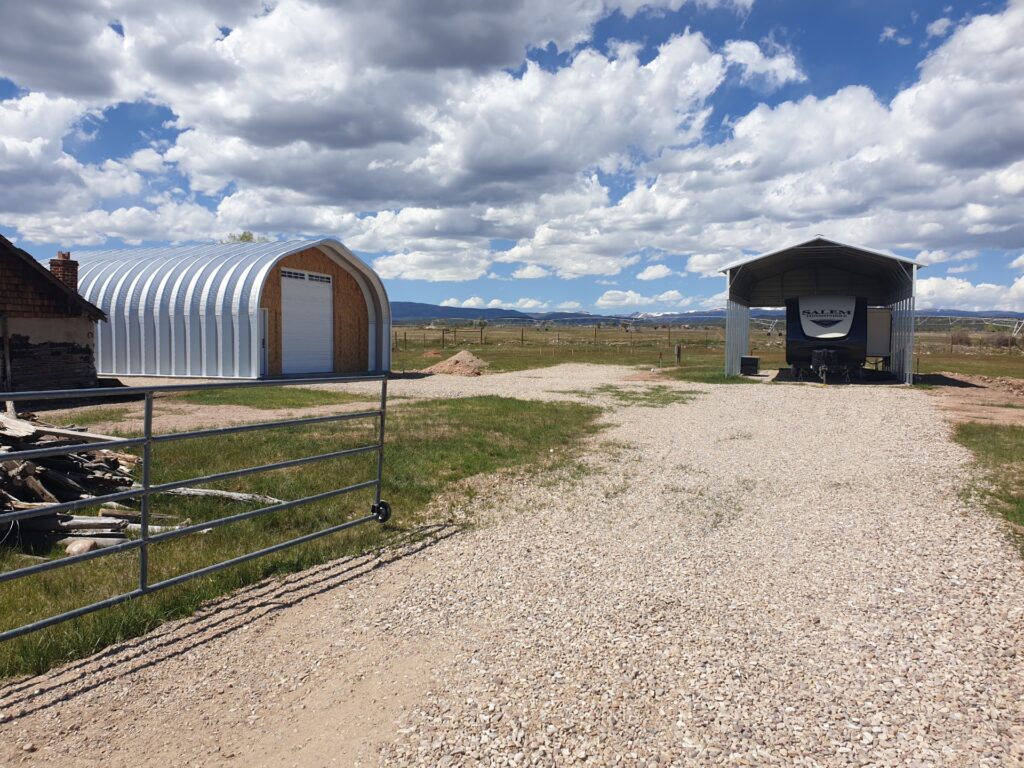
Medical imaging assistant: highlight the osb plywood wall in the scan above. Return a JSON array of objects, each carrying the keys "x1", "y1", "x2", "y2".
[{"x1": 258, "y1": 248, "x2": 369, "y2": 375}]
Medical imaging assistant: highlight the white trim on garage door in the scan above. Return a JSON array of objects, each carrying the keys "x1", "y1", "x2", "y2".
[{"x1": 281, "y1": 269, "x2": 333, "y2": 374}]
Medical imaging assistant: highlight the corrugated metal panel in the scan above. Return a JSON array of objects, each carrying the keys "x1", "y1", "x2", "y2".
[{"x1": 77, "y1": 240, "x2": 391, "y2": 379}]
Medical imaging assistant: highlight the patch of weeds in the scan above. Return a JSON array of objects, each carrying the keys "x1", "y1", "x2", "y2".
[
  {"x1": 660, "y1": 367, "x2": 759, "y2": 385},
  {"x1": 55, "y1": 405, "x2": 133, "y2": 428},
  {"x1": 564, "y1": 384, "x2": 700, "y2": 407},
  {"x1": 953, "y1": 422, "x2": 1024, "y2": 537}
]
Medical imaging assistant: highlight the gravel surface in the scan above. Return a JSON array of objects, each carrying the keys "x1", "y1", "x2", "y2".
[{"x1": 1, "y1": 366, "x2": 1022, "y2": 767}]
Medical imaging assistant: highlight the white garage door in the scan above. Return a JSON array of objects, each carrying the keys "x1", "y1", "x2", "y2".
[{"x1": 281, "y1": 269, "x2": 333, "y2": 374}]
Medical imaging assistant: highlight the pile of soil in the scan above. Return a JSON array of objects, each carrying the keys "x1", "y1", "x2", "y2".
[{"x1": 421, "y1": 350, "x2": 490, "y2": 376}]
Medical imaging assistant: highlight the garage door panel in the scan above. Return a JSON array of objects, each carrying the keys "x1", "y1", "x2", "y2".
[{"x1": 282, "y1": 271, "x2": 333, "y2": 374}]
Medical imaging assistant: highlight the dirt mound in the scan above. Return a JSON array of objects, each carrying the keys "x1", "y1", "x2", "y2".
[{"x1": 422, "y1": 350, "x2": 490, "y2": 376}]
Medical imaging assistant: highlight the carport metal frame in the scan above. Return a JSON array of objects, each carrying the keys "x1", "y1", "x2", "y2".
[{"x1": 722, "y1": 239, "x2": 921, "y2": 384}]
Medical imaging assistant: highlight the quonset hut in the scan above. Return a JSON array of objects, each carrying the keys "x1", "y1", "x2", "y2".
[
  {"x1": 76, "y1": 240, "x2": 391, "y2": 379},
  {"x1": 721, "y1": 238, "x2": 920, "y2": 383}
]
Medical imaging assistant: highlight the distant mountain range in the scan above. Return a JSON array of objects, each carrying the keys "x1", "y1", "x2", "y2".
[{"x1": 390, "y1": 301, "x2": 1024, "y2": 325}]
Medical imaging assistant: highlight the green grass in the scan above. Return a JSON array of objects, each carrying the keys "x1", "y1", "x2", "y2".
[
  {"x1": 953, "y1": 422, "x2": 1024, "y2": 530},
  {"x1": 390, "y1": 325, "x2": 788, "y2": 375},
  {"x1": 56, "y1": 405, "x2": 133, "y2": 427},
  {"x1": 565, "y1": 384, "x2": 701, "y2": 407},
  {"x1": 659, "y1": 367, "x2": 760, "y2": 385},
  {"x1": 172, "y1": 386, "x2": 374, "y2": 409},
  {"x1": 0, "y1": 396, "x2": 602, "y2": 678}
]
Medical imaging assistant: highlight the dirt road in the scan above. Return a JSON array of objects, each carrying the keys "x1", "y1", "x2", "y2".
[{"x1": 2, "y1": 367, "x2": 1022, "y2": 766}]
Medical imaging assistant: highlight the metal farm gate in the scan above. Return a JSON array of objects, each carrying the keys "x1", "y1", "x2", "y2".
[{"x1": 0, "y1": 374, "x2": 391, "y2": 642}]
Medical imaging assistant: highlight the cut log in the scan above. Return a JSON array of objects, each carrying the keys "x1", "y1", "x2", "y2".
[
  {"x1": 157, "y1": 487, "x2": 285, "y2": 505},
  {"x1": 36, "y1": 468, "x2": 88, "y2": 496},
  {"x1": 55, "y1": 536, "x2": 125, "y2": 550},
  {"x1": 30, "y1": 424, "x2": 120, "y2": 443},
  {"x1": 126, "y1": 520, "x2": 190, "y2": 534},
  {"x1": 59, "y1": 515, "x2": 128, "y2": 531},
  {"x1": 0, "y1": 415, "x2": 36, "y2": 439},
  {"x1": 22, "y1": 475, "x2": 59, "y2": 504}
]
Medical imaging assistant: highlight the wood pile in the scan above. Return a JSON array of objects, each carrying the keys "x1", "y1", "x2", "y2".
[{"x1": 1, "y1": 413, "x2": 140, "y2": 553}]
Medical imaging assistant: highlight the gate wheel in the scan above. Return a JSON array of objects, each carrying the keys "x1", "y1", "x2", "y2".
[{"x1": 373, "y1": 500, "x2": 392, "y2": 523}]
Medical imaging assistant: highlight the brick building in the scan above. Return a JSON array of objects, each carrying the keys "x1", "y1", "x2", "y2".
[{"x1": 0, "y1": 235, "x2": 106, "y2": 392}]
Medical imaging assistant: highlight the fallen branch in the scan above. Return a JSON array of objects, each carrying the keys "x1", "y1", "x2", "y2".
[{"x1": 156, "y1": 487, "x2": 285, "y2": 505}]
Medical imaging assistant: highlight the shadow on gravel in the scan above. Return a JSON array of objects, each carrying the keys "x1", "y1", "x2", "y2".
[
  {"x1": 0, "y1": 523, "x2": 463, "y2": 722},
  {"x1": 914, "y1": 373, "x2": 984, "y2": 389}
]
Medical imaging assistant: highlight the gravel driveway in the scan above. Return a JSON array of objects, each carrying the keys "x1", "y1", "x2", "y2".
[{"x1": 1, "y1": 366, "x2": 1022, "y2": 766}]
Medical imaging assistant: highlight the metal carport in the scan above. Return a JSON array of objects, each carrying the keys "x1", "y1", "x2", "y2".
[{"x1": 721, "y1": 237, "x2": 921, "y2": 383}]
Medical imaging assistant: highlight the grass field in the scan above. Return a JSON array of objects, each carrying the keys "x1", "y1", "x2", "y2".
[
  {"x1": 174, "y1": 385, "x2": 375, "y2": 409},
  {"x1": 391, "y1": 324, "x2": 788, "y2": 380},
  {"x1": 954, "y1": 422, "x2": 1024, "y2": 531},
  {"x1": 0, "y1": 396, "x2": 602, "y2": 678},
  {"x1": 390, "y1": 324, "x2": 1022, "y2": 380}
]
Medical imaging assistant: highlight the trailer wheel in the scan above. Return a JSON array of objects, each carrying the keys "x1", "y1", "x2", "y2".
[{"x1": 373, "y1": 500, "x2": 392, "y2": 523}]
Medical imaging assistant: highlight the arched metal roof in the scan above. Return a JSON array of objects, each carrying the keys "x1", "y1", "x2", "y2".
[
  {"x1": 722, "y1": 237, "x2": 922, "y2": 307},
  {"x1": 76, "y1": 240, "x2": 391, "y2": 378}
]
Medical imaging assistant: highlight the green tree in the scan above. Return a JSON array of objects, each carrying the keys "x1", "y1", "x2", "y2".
[{"x1": 223, "y1": 230, "x2": 270, "y2": 243}]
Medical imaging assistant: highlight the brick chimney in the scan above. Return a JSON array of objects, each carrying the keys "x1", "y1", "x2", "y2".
[{"x1": 49, "y1": 250, "x2": 79, "y2": 293}]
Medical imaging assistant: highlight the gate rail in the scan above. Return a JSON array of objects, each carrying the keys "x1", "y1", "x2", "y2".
[{"x1": 0, "y1": 374, "x2": 390, "y2": 643}]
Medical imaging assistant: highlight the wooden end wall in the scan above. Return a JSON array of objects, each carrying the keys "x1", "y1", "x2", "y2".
[{"x1": 258, "y1": 248, "x2": 369, "y2": 376}]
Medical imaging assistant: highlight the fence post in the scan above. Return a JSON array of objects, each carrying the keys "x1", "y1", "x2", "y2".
[
  {"x1": 375, "y1": 376, "x2": 387, "y2": 510},
  {"x1": 139, "y1": 392, "x2": 153, "y2": 591},
  {"x1": 521, "y1": 328, "x2": 524, "y2": 346}
]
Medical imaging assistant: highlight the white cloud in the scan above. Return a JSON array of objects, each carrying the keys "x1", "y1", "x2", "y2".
[
  {"x1": 373, "y1": 249, "x2": 492, "y2": 281},
  {"x1": 511, "y1": 264, "x2": 550, "y2": 279},
  {"x1": 915, "y1": 250, "x2": 976, "y2": 266},
  {"x1": 460, "y1": 296, "x2": 486, "y2": 308},
  {"x1": 926, "y1": 18, "x2": 953, "y2": 38},
  {"x1": 723, "y1": 40, "x2": 806, "y2": 89},
  {"x1": 595, "y1": 288, "x2": 687, "y2": 307},
  {"x1": 685, "y1": 254, "x2": 735, "y2": 276},
  {"x1": 1012, "y1": 255, "x2": 1024, "y2": 270},
  {"x1": 440, "y1": 298, "x2": 461, "y2": 307},
  {"x1": 947, "y1": 263, "x2": 977, "y2": 274},
  {"x1": 880, "y1": 26, "x2": 912, "y2": 45},
  {"x1": 656, "y1": 289, "x2": 685, "y2": 302},
  {"x1": 596, "y1": 289, "x2": 654, "y2": 308},
  {"x1": 916, "y1": 275, "x2": 1024, "y2": 311},
  {"x1": 636, "y1": 264, "x2": 675, "y2": 280},
  {"x1": 556, "y1": 300, "x2": 583, "y2": 310},
  {"x1": 0, "y1": 0, "x2": 1021, "y2": 316}
]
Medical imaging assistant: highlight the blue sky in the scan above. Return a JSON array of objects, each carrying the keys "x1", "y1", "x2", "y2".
[{"x1": 1, "y1": 0, "x2": 1022, "y2": 312}]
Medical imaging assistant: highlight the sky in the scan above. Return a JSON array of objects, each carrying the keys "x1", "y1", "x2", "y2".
[{"x1": 1, "y1": 0, "x2": 1023, "y2": 314}]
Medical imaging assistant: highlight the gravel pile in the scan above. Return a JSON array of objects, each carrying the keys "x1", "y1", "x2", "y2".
[
  {"x1": 421, "y1": 351, "x2": 490, "y2": 376},
  {"x1": 1, "y1": 370, "x2": 1021, "y2": 767}
]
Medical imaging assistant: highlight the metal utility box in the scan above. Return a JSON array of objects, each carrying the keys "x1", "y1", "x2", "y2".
[
  {"x1": 740, "y1": 356, "x2": 760, "y2": 375},
  {"x1": 867, "y1": 308, "x2": 893, "y2": 358}
]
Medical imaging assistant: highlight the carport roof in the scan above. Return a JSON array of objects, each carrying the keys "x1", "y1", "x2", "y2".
[{"x1": 721, "y1": 237, "x2": 922, "y2": 307}]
